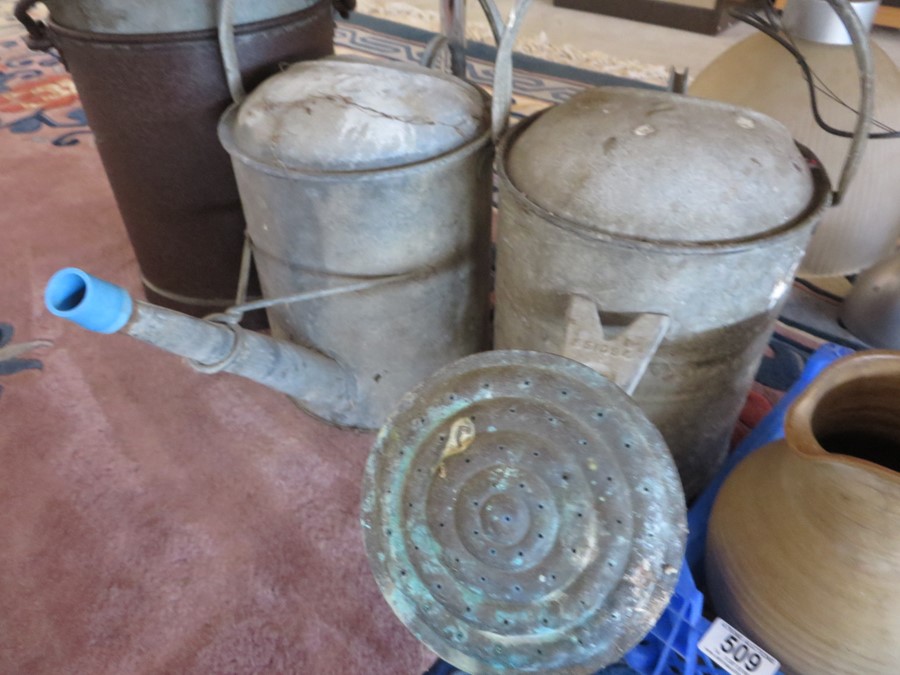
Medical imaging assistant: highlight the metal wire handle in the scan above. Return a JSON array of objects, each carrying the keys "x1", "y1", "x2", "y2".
[
  {"x1": 210, "y1": 235, "x2": 420, "y2": 326},
  {"x1": 818, "y1": 0, "x2": 874, "y2": 206},
  {"x1": 486, "y1": 0, "x2": 534, "y2": 143},
  {"x1": 217, "y1": 0, "x2": 246, "y2": 104},
  {"x1": 420, "y1": 34, "x2": 452, "y2": 69},
  {"x1": 14, "y1": 0, "x2": 52, "y2": 51},
  {"x1": 439, "y1": 0, "x2": 467, "y2": 77}
]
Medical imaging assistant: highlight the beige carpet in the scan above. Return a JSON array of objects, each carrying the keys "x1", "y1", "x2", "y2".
[{"x1": 356, "y1": 0, "x2": 670, "y2": 85}]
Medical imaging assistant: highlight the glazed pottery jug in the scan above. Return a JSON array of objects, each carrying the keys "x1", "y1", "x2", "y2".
[{"x1": 706, "y1": 350, "x2": 900, "y2": 675}]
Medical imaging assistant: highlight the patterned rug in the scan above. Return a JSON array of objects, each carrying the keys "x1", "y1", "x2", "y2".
[
  {"x1": 0, "y1": 6, "x2": 872, "y2": 675},
  {"x1": 0, "y1": 8, "x2": 650, "y2": 147},
  {"x1": 354, "y1": 0, "x2": 671, "y2": 85}
]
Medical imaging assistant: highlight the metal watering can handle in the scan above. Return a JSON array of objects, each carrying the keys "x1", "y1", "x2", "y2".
[
  {"x1": 424, "y1": 0, "x2": 531, "y2": 143},
  {"x1": 819, "y1": 0, "x2": 874, "y2": 206},
  {"x1": 561, "y1": 295, "x2": 669, "y2": 396},
  {"x1": 423, "y1": 0, "x2": 532, "y2": 142},
  {"x1": 486, "y1": 0, "x2": 533, "y2": 143},
  {"x1": 217, "y1": 0, "x2": 246, "y2": 103},
  {"x1": 14, "y1": 0, "x2": 53, "y2": 51}
]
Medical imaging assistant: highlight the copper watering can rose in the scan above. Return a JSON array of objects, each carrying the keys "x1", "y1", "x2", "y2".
[{"x1": 361, "y1": 348, "x2": 687, "y2": 674}]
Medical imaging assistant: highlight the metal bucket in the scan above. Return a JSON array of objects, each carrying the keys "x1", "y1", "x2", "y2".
[
  {"x1": 494, "y1": 87, "x2": 833, "y2": 499},
  {"x1": 15, "y1": 0, "x2": 335, "y2": 316},
  {"x1": 217, "y1": 56, "x2": 496, "y2": 429}
]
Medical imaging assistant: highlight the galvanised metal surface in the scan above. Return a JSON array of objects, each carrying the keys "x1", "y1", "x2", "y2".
[
  {"x1": 841, "y1": 250, "x2": 900, "y2": 349},
  {"x1": 361, "y1": 350, "x2": 687, "y2": 675},
  {"x1": 219, "y1": 57, "x2": 493, "y2": 430},
  {"x1": 122, "y1": 300, "x2": 356, "y2": 423},
  {"x1": 229, "y1": 59, "x2": 488, "y2": 171},
  {"x1": 494, "y1": 88, "x2": 832, "y2": 499},
  {"x1": 16, "y1": 0, "x2": 335, "y2": 318},
  {"x1": 38, "y1": 0, "x2": 320, "y2": 34}
]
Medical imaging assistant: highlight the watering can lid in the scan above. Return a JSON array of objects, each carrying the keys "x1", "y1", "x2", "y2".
[
  {"x1": 505, "y1": 87, "x2": 817, "y2": 243},
  {"x1": 225, "y1": 58, "x2": 489, "y2": 172},
  {"x1": 361, "y1": 349, "x2": 687, "y2": 674}
]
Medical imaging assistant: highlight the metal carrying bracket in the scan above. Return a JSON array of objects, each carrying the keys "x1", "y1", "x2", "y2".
[
  {"x1": 488, "y1": 0, "x2": 533, "y2": 143},
  {"x1": 562, "y1": 294, "x2": 669, "y2": 396},
  {"x1": 14, "y1": 0, "x2": 53, "y2": 51},
  {"x1": 217, "y1": 0, "x2": 246, "y2": 103}
]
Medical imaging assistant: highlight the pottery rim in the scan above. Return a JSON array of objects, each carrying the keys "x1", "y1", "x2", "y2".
[{"x1": 784, "y1": 349, "x2": 900, "y2": 481}]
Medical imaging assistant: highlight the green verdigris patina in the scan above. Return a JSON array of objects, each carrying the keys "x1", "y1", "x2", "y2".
[{"x1": 361, "y1": 350, "x2": 687, "y2": 674}]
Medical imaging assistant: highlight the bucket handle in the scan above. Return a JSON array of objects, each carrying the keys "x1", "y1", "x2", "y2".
[
  {"x1": 14, "y1": 0, "x2": 52, "y2": 51},
  {"x1": 426, "y1": 0, "x2": 532, "y2": 142},
  {"x1": 485, "y1": 0, "x2": 533, "y2": 143},
  {"x1": 812, "y1": 0, "x2": 873, "y2": 206},
  {"x1": 561, "y1": 295, "x2": 669, "y2": 396},
  {"x1": 420, "y1": 34, "x2": 453, "y2": 69},
  {"x1": 438, "y1": 0, "x2": 467, "y2": 76},
  {"x1": 217, "y1": 0, "x2": 246, "y2": 103}
]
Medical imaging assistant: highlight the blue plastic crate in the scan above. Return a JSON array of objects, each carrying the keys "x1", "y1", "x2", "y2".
[
  {"x1": 684, "y1": 342, "x2": 853, "y2": 577},
  {"x1": 425, "y1": 343, "x2": 854, "y2": 675}
]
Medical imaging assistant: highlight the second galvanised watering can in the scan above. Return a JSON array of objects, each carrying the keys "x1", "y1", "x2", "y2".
[
  {"x1": 492, "y1": 0, "x2": 874, "y2": 499},
  {"x1": 43, "y1": 1, "x2": 533, "y2": 431}
]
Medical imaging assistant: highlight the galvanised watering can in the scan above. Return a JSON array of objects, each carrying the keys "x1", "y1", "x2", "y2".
[
  {"x1": 44, "y1": 0, "x2": 533, "y2": 431},
  {"x1": 492, "y1": 0, "x2": 874, "y2": 500}
]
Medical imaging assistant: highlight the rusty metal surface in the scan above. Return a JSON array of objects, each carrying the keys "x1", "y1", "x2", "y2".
[{"x1": 361, "y1": 350, "x2": 687, "y2": 674}]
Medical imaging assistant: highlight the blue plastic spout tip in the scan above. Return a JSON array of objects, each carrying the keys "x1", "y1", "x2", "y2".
[{"x1": 45, "y1": 267, "x2": 133, "y2": 334}]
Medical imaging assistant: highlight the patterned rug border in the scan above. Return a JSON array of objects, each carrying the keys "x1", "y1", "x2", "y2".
[{"x1": 344, "y1": 12, "x2": 661, "y2": 92}]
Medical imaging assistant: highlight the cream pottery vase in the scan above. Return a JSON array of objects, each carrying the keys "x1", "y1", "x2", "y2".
[{"x1": 706, "y1": 351, "x2": 900, "y2": 675}]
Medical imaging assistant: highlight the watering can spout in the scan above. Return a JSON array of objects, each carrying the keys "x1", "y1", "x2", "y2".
[{"x1": 45, "y1": 268, "x2": 357, "y2": 424}]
